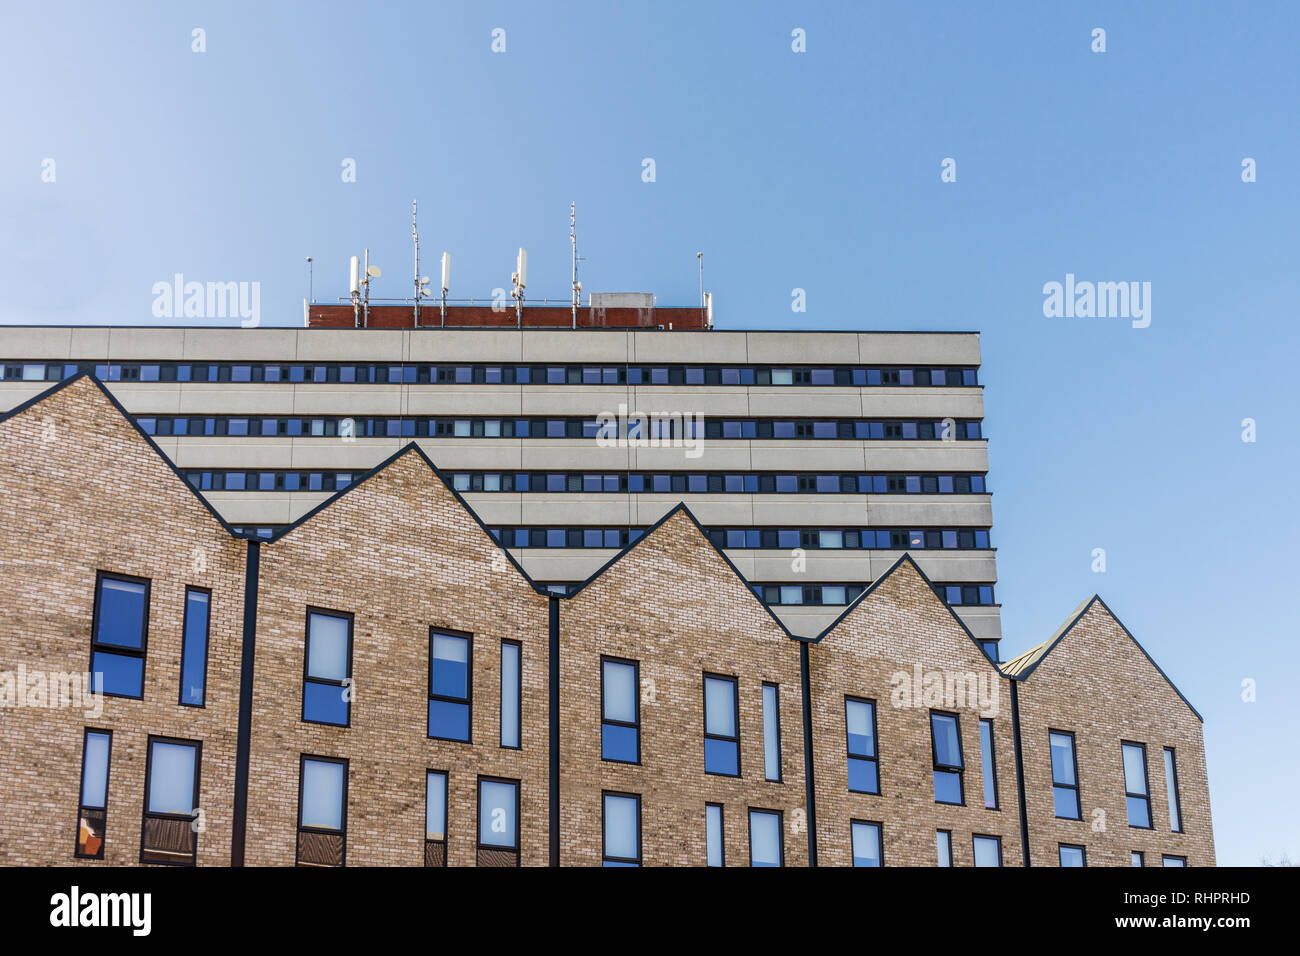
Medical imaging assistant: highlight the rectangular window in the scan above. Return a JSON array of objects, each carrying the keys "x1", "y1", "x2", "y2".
[
  {"x1": 476, "y1": 777, "x2": 519, "y2": 867},
  {"x1": 90, "y1": 572, "x2": 149, "y2": 699},
  {"x1": 1163, "y1": 748, "x2": 1183, "y2": 832},
  {"x1": 1162, "y1": 855, "x2": 1187, "y2": 867},
  {"x1": 1122, "y1": 742, "x2": 1152, "y2": 828},
  {"x1": 703, "y1": 674, "x2": 740, "y2": 776},
  {"x1": 930, "y1": 711, "x2": 964, "y2": 804},
  {"x1": 141, "y1": 737, "x2": 200, "y2": 866},
  {"x1": 303, "y1": 609, "x2": 352, "y2": 726},
  {"x1": 76, "y1": 730, "x2": 112, "y2": 859},
  {"x1": 297, "y1": 755, "x2": 346, "y2": 867},
  {"x1": 1059, "y1": 843, "x2": 1086, "y2": 867},
  {"x1": 851, "y1": 821, "x2": 882, "y2": 867},
  {"x1": 748, "y1": 809, "x2": 783, "y2": 867},
  {"x1": 979, "y1": 718, "x2": 998, "y2": 809},
  {"x1": 972, "y1": 834, "x2": 1002, "y2": 867},
  {"x1": 425, "y1": 771, "x2": 447, "y2": 867},
  {"x1": 845, "y1": 698, "x2": 879, "y2": 794},
  {"x1": 1050, "y1": 731, "x2": 1081, "y2": 819},
  {"x1": 936, "y1": 829, "x2": 953, "y2": 867},
  {"x1": 178, "y1": 588, "x2": 210, "y2": 707},
  {"x1": 762, "y1": 683, "x2": 781, "y2": 782},
  {"x1": 500, "y1": 641, "x2": 520, "y2": 749},
  {"x1": 429, "y1": 629, "x2": 472, "y2": 742},
  {"x1": 602, "y1": 792, "x2": 641, "y2": 866},
  {"x1": 706, "y1": 803, "x2": 724, "y2": 867},
  {"x1": 1131, "y1": 851, "x2": 1144, "y2": 867},
  {"x1": 601, "y1": 657, "x2": 639, "y2": 763}
]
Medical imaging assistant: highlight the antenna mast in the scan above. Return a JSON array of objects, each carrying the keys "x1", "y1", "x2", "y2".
[
  {"x1": 412, "y1": 200, "x2": 420, "y2": 328},
  {"x1": 570, "y1": 202, "x2": 584, "y2": 329}
]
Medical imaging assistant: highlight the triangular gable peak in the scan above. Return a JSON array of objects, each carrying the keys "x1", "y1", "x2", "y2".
[
  {"x1": 266, "y1": 442, "x2": 542, "y2": 593},
  {"x1": 567, "y1": 504, "x2": 795, "y2": 640},
  {"x1": 0, "y1": 373, "x2": 237, "y2": 536},
  {"x1": 1009, "y1": 595, "x2": 1202, "y2": 722}
]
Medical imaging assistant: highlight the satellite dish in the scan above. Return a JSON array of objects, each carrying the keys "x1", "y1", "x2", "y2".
[{"x1": 367, "y1": 266, "x2": 381, "y2": 278}]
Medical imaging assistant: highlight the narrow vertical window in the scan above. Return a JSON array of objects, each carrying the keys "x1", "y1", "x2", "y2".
[
  {"x1": 303, "y1": 609, "x2": 351, "y2": 726},
  {"x1": 1049, "y1": 731, "x2": 1081, "y2": 819},
  {"x1": 978, "y1": 718, "x2": 998, "y2": 809},
  {"x1": 297, "y1": 755, "x2": 347, "y2": 867},
  {"x1": 76, "y1": 730, "x2": 112, "y2": 859},
  {"x1": 851, "y1": 821, "x2": 882, "y2": 867},
  {"x1": 476, "y1": 777, "x2": 520, "y2": 866},
  {"x1": 429, "y1": 630, "x2": 472, "y2": 742},
  {"x1": 706, "y1": 803, "x2": 724, "y2": 867},
  {"x1": 601, "y1": 658, "x2": 639, "y2": 763},
  {"x1": 1122, "y1": 742, "x2": 1152, "y2": 828},
  {"x1": 845, "y1": 698, "x2": 879, "y2": 793},
  {"x1": 1163, "y1": 748, "x2": 1183, "y2": 832},
  {"x1": 761, "y1": 683, "x2": 781, "y2": 782},
  {"x1": 141, "y1": 737, "x2": 200, "y2": 866},
  {"x1": 1059, "y1": 844, "x2": 1086, "y2": 867},
  {"x1": 602, "y1": 792, "x2": 641, "y2": 866},
  {"x1": 936, "y1": 829, "x2": 953, "y2": 867},
  {"x1": 500, "y1": 641, "x2": 520, "y2": 749},
  {"x1": 972, "y1": 834, "x2": 1002, "y2": 867},
  {"x1": 425, "y1": 771, "x2": 447, "y2": 867},
  {"x1": 178, "y1": 588, "x2": 210, "y2": 707},
  {"x1": 90, "y1": 572, "x2": 149, "y2": 699},
  {"x1": 703, "y1": 674, "x2": 740, "y2": 776},
  {"x1": 930, "y1": 712, "x2": 964, "y2": 804},
  {"x1": 1131, "y1": 851, "x2": 1144, "y2": 867},
  {"x1": 748, "y1": 809, "x2": 783, "y2": 867}
]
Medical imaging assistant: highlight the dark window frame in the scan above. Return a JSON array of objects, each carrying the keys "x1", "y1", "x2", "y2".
[
  {"x1": 703, "y1": 673, "x2": 742, "y2": 778},
  {"x1": 936, "y1": 828, "x2": 953, "y2": 866},
  {"x1": 1058, "y1": 843, "x2": 1087, "y2": 867},
  {"x1": 139, "y1": 735, "x2": 201, "y2": 867},
  {"x1": 850, "y1": 819, "x2": 884, "y2": 867},
  {"x1": 844, "y1": 695, "x2": 880, "y2": 795},
  {"x1": 424, "y1": 769, "x2": 448, "y2": 867},
  {"x1": 1162, "y1": 854, "x2": 1188, "y2": 867},
  {"x1": 972, "y1": 833, "x2": 1003, "y2": 867},
  {"x1": 302, "y1": 607, "x2": 354, "y2": 727},
  {"x1": 178, "y1": 586, "x2": 211, "y2": 708},
  {"x1": 1163, "y1": 747, "x2": 1184, "y2": 833},
  {"x1": 75, "y1": 728, "x2": 113, "y2": 860},
  {"x1": 90, "y1": 570, "x2": 151, "y2": 700},
  {"x1": 978, "y1": 717, "x2": 999, "y2": 810},
  {"x1": 747, "y1": 807, "x2": 785, "y2": 867},
  {"x1": 600, "y1": 656, "x2": 641, "y2": 765},
  {"x1": 499, "y1": 639, "x2": 522, "y2": 750},
  {"x1": 706, "y1": 802, "x2": 725, "y2": 867},
  {"x1": 601, "y1": 790, "x2": 642, "y2": 866},
  {"x1": 761, "y1": 682, "x2": 783, "y2": 783},
  {"x1": 296, "y1": 753, "x2": 348, "y2": 867},
  {"x1": 475, "y1": 775, "x2": 521, "y2": 867},
  {"x1": 1121, "y1": 740, "x2": 1154, "y2": 830},
  {"x1": 428, "y1": 627, "x2": 474, "y2": 743},
  {"x1": 1131, "y1": 850, "x2": 1145, "y2": 867},
  {"x1": 1049, "y1": 729, "x2": 1082, "y2": 820},
  {"x1": 930, "y1": 710, "x2": 965, "y2": 806}
]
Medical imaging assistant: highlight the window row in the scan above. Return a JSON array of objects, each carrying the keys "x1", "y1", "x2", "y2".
[
  {"x1": 1050, "y1": 732, "x2": 1185, "y2": 832},
  {"x1": 7, "y1": 361, "x2": 978, "y2": 388},
  {"x1": 752, "y1": 582, "x2": 995, "y2": 607},
  {"x1": 184, "y1": 468, "x2": 990, "y2": 496},
  {"x1": 489, "y1": 526, "x2": 991, "y2": 551}
]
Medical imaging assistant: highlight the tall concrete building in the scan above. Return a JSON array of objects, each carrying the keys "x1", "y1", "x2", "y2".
[{"x1": 0, "y1": 304, "x2": 1000, "y2": 655}]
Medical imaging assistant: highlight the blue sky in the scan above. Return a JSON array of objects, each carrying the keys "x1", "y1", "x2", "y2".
[{"x1": 2, "y1": 1, "x2": 1296, "y2": 866}]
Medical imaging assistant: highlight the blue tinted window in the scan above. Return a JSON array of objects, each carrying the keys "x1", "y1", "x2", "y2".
[
  {"x1": 179, "y1": 590, "x2": 210, "y2": 707},
  {"x1": 748, "y1": 810, "x2": 782, "y2": 867},
  {"x1": 91, "y1": 575, "x2": 148, "y2": 698},
  {"x1": 429, "y1": 632, "x2": 471, "y2": 741},
  {"x1": 303, "y1": 611, "x2": 350, "y2": 726},
  {"x1": 846, "y1": 699, "x2": 879, "y2": 794},
  {"x1": 703, "y1": 676, "x2": 739, "y2": 776},
  {"x1": 602, "y1": 659, "x2": 639, "y2": 763},
  {"x1": 478, "y1": 779, "x2": 518, "y2": 849},
  {"x1": 603, "y1": 793, "x2": 640, "y2": 866},
  {"x1": 851, "y1": 822, "x2": 882, "y2": 867}
]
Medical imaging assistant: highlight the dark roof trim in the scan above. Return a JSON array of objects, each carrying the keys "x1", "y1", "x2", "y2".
[
  {"x1": 1004, "y1": 595, "x2": 1203, "y2": 723},
  {"x1": 0, "y1": 372, "x2": 242, "y2": 538}
]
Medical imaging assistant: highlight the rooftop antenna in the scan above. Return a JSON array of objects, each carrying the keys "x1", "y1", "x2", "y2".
[
  {"x1": 697, "y1": 251, "x2": 704, "y2": 310},
  {"x1": 412, "y1": 200, "x2": 433, "y2": 328},
  {"x1": 306, "y1": 257, "x2": 314, "y2": 303},
  {"x1": 511, "y1": 247, "x2": 527, "y2": 328},
  {"x1": 361, "y1": 248, "x2": 381, "y2": 328},
  {"x1": 349, "y1": 255, "x2": 361, "y2": 326},
  {"x1": 570, "y1": 202, "x2": 585, "y2": 329},
  {"x1": 440, "y1": 251, "x2": 450, "y2": 327}
]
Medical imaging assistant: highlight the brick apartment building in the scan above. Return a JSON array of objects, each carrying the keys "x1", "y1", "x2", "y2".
[{"x1": 0, "y1": 313, "x2": 1213, "y2": 867}]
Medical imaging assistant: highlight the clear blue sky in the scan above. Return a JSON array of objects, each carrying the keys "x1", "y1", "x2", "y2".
[{"x1": 2, "y1": 1, "x2": 1296, "y2": 866}]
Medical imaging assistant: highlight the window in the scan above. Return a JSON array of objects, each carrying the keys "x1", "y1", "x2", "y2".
[
  {"x1": 1131, "y1": 851, "x2": 1144, "y2": 867},
  {"x1": 178, "y1": 589, "x2": 210, "y2": 706},
  {"x1": 703, "y1": 675, "x2": 740, "y2": 776},
  {"x1": 1164, "y1": 748, "x2": 1183, "y2": 832},
  {"x1": 602, "y1": 792, "x2": 641, "y2": 866},
  {"x1": 930, "y1": 712, "x2": 964, "y2": 804},
  {"x1": 845, "y1": 698, "x2": 879, "y2": 794},
  {"x1": 303, "y1": 609, "x2": 352, "y2": 726},
  {"x1": 1162, "y1": 855, "x2": 1187, "y2": 867},
  {"x1": 706, "y1": 804, "x2": 725, "y2": 867},
  {"x1": 500, "y1": 641, "x2": 520, "y2": 749},
  {"x1": 1059, "y1": 844, "x2": 1086, "y2": 867},
  {"x1": 936, "y1": 830, "x2": 953, "y2": 867},
  {"x1": 90, "y1": 573, "x2": 149, "y2": 699},
  {"x1": 851, "y1": 821, "x2": 882, "y2": 867},
  {"x1": 972, "y1": 834, "x2": 1002, "y2": 867},
  {"x1": 141, "y1": 737, "x2": 200, "y2": 865},
  {"x1": 476, "y1": 777, "x2": 519, "y2": 866},
  {"x1": 601, "y1": 658, "x2": 639, "y2": 763},
  {"x1": 76, "y1": 730, "x2": 112, "y2": 859},
  {"x1": 425, "y1": 771, "x2": 447, "y2": 867},
  {"x1": 297, "y1": 755, "x2": 346, "y2": 867},
  {"x1": 762, "y1": 683, "x2": 781, "y2": 781},
  {"x1": 748, "y1": 809, "x2": 783, "y2": 867},
  {"x1": 1122, "y1": 742, "x2": 1152, "y2": 828},
  {"x1": 429, "y1": 630, "x2": 472, "y2": 742},
  {"x1": 979, "y1": 718, "x2": 998, "y2": 809},
  {"x1": 1050, "y1": 731, "x2": 1081, "y2": 819}
]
